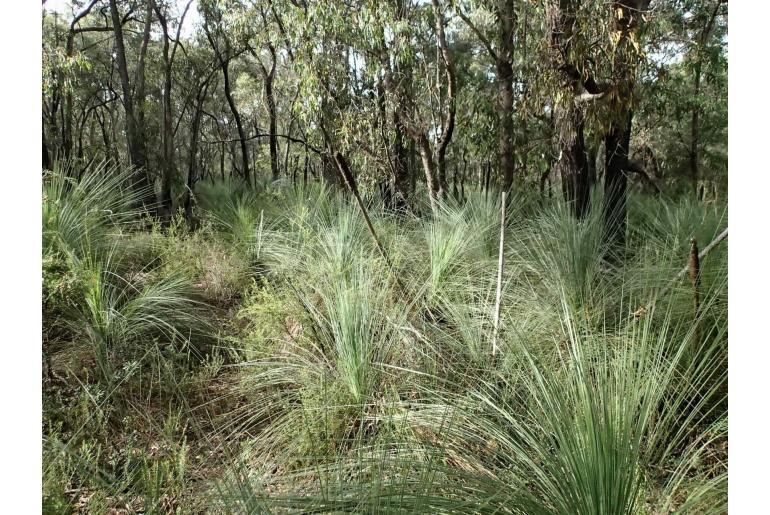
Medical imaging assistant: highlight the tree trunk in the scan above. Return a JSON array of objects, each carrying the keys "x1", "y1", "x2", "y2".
[
  {"x1": 690, "y1": 63, "x2": 702, "y2": 196},
  {"x1": 392, "y1": 110, "x2": 410, "y2": 209},
  {"x1": 555, "y1": 91, "x2": 590, "y2": 219},
  {"x1": 433, "y1": 0, "x2": 455, "y2": 198},
  {"x1": 95, "y1": 109, "x2": 112, "y2": 164},
  {"x1": 603, "y1": 110, "x2": 632, "y2": 252},
  {"x1": 223, "y1": 59, "x2": 250, "y2": 185},
  {"x1": 260, "y1": 45, "x2": 279, "y2": 181},
  {"x1": 498, "y1": 58, "x2": 516, "y2": 192},
  {"x1": 157, "y1": 7, "x2": 174, "y2": 225},
  {"x1": 497, "y1": 0, "x2": 516, "y2": 191},
  {"x1": 205, "y1": 22, "x2": 250, "y2": 185},
  {"x1": 43, "y1": 126, "x2": 52, "y2": 170},
  {"x1": 185, "y1": 82, "x2": 209, "y2": 226},
  {"x1": 602, "y1": 0, "x2": 650, "y2": 253},
  {"x1": 220, "y1": 142, "x2": 225, "y2": 181},
  {"x1": 690, "y1": 0, "x2": 725, "y2": 196},
  {"x1": 108, "y1": 0, "x2": 152, "y2": 203},
  {"x1": 417, "y1": 134, "x2": 440, "y2": 214}
]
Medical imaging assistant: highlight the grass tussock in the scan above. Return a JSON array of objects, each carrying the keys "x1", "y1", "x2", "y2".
[{"x1": 43, "y1": 163, "x2": 727, "y2": 512}]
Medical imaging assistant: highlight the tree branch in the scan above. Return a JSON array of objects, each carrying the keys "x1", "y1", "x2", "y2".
[{"x1": 455, "y1": 6, "x2": 498, "y2": 63}]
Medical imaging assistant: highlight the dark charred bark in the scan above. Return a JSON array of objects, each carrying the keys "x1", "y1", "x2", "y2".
[
  {"x1": 395, "y1": 0, "x2": 455, "y2": 214},
  {"x1": 377, "y1": 19, "x2": 410, "y2": 211},
  {"x1": 548, "y1": 0, "x2": 594, "y2": 219},
  {"x1": 156, "y1": 6, "x2": 173, "y2": 224},
  {"x1": 220, "y1": 142, "x2": 226, "y2": 181},
  {"x1": 498, "y1": 58, "x2": 516, "y2": 192},
  {"x1": 43, "y1": 124, "x2": 53, "y2": 170},
  {"x1": 603, "y1": 110, "x2": 633, "y2": 252},
  {"x1": 555, "y1": 93, "x2": 590, "y2": 219},
  {"x1": 497, "y1": 0, "x2": 516, "y2": 191},
  {"x1": 250, "y1": 41, "x2": 279, "y2": 181},
  {"x1": 95, "y1": 108, "x2": 113, "y2": 164},
  {"x1": 392, "y1": 111, "x2": 410, "y2": 210},
  {"x1": 264, "y1": 46, "x2": 279, "y2": 181},
  {"x1": 601, "y1": 0, "x2": 651, "y2": 254}
]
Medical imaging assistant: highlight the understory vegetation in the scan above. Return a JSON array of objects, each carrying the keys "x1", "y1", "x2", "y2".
[{"x1": 43, "y1": 163, "x2": 727, "y2": 513}]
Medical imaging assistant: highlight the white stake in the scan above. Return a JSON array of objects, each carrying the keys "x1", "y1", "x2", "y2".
[{"x1": 492, "y1": 191, "x2": 506, "y2": 356}]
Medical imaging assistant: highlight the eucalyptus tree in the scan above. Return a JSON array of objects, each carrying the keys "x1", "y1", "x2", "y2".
[
  {"x1": 455, "y1": 0, "x2": 518, "y2": 191},
  {"x1": 181, "y1": 48, "x2": 218, "y2": 224},
  {"x1": 201, "y1": 0, "x2": 251, "y2": 185},
  {"x1": 600, "y1": 0, "x2": 653, "y2": 250},
  {"x1": 546, "y1": 0, "x2": 594, "y2": 219},
  {"x1": 108, "y1": 0, "x2": 155, "y2": 202},
  {"x1": 683, "y1": 0, "x2": 728, "y2": 195},
  {"x1": 644, "y1": 0, "x2": 728, "y2": 194},
  {"x1": 382, "y1": 0, "x2": 458, "y2": 214},
  {"x1": 153, "y1": 0, "x2": 194, "y2": 222}
]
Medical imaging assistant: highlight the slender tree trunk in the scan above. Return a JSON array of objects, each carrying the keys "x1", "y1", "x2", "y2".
[
  {"x1": 108, "y1": 0, "x2": 152, "y2": 205},
  {"x1": 602, "y1": 0, "x2": 650, "y2": 253},
  {"x1": 205, "y1": 23, "x2": 250, "y2": 185},
  {"x1": 549, "y1": 0, "x2": 593, "y2": 219},
  {"x1": 498, "y1": 58, "x2": 516, "y2": 192},
  {"x1": 392, "y1": 111, "x2": 410, "y2": 209},
  {"x1": 417, "y1": 134, "x2": 440, "y2": 214},
  {"x1": 63, "y1": 33, "x2": 75, "y2": 161},
  {"x1": 378, "y1": 30, "x2": 410, "y2": 210},
  {"x1": 96, "y1": 109, "x2": 112, "y2": 164},
  {"x1": 497, "y1": 0, "x2": 516, "y2": 191},
  {"x1": 43, "y1": 126, "x2": 52, "y2": 170},
  {"x1": 185, "y1": 82, "x2": 209, "y2": 225},
  {"x1": 433, "y1": 0, "x2": 455, "y2": 198},
  {"x1": 587, "y1": 143, "x2": 598, "y2": 186},
  {"x1": 223, "y1": 60, "x2": 250, "y2": 185},
  {"x1": 283, "y1": 119, "x2": 294, "y2": 176},
  {"x1": 157, "y1": 8, "x2": 174, "y2": 225},
  {"x1": 258, "y1": 45, "x2": 279, "y2": 181},
  {"x1": 689, "y1": 0, "x2": 724, "y2": 196},
  {"x1": 690, "y1": 64, "x2": 702, "y2": 196},
  {"x1": 220, "y1": 141, "x2": 225, "y2": 181}
]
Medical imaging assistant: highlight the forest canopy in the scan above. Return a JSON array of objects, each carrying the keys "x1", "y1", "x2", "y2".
[{"x1": 42, "y1": 0, "x2": 727, "y2": 217}]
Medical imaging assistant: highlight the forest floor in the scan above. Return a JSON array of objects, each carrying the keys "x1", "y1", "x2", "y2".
[{"x1": 42, "y1": 170, "x2": 728, "y2": 514}]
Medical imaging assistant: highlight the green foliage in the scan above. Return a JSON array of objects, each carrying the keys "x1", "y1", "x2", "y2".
[
  {"x1": 509, "y1": 198, "x2": 611, "y2": 318},
  {"x1": 42, "y1": 0, "x2": 729, "y2": 505},
  {"x1": 43, "y1": 161, "x2": 146, "y2": 264},
  {"x1": 43, "y1": 176, "x2": 727, "y2": 511},
  {"x1": 63, "y1": 255, "x2": 206, "y2": 383}
]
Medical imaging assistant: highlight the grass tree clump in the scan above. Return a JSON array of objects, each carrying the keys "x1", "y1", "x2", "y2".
[
  {"x1": 63, "y1": 252, "x2": 208, "y2": 384},
  {"x1": 42, "y1": 174, "x2": 728, "y2": 512},
  {"x1": 248, "y1": 293, "x2": 726, "y2": 514},
  {"x1": 508, "y1": 199, "x2": 614, "y2": 322},
  {"x1": 43, "y1": 161, "x2": 148, "y2": 263},
  {"x1": 422, "y1": 200, "x2": 494, "y2": 305}
]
